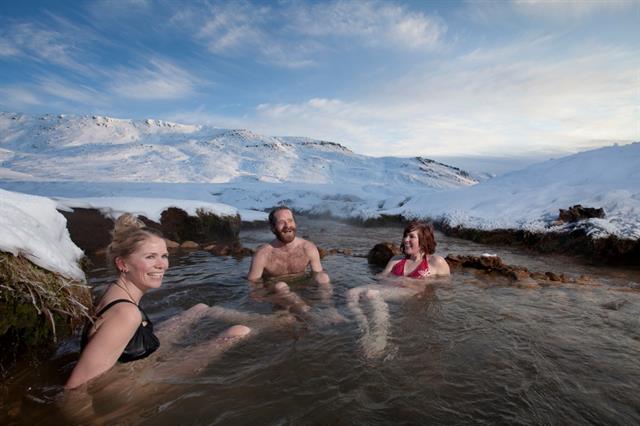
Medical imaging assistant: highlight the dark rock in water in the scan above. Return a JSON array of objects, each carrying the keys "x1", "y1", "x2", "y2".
[
  {"x1": 205, "y1": 243, "x2": 232, "y2": 256},
  {"x1": 165, "y1": 239, "x2": 180, "y2": 250},
  {"x1": 60, "y1": 208, "x2": 114, "y2": 255},
  {"x1": 160, "y1": 207, "x2": 240, "y2": 244},
  {"x1": 180, "y1": 241, "x2": 199, "y2": 250},
  {"x1": 445, "y1": 254, "x2": 510, "y2": 271},
  {"x1": 558, "y1": 205, "x2": 605, "y2": 223},
  {"x1": 367, "y1": 242, "x2": 401, "y2": 267},
  {"x1": 61, "y1": 206, "x2": 242, "y2": 255},
  {"x1": 601, "y1": 299, "x2": 628, "y2": 310},
  {"x1": 545, "y1": 271, "x2": 562, "y2": 282},
  {"x1": 234, "y1": 246, "x2": 254, "y2": 257},
  {"x1": 203, "y1": 242, "x2": 252, "y2": 257},
  {"x1": 440, "y1": 222, "x2": 639, "y2": 267}
]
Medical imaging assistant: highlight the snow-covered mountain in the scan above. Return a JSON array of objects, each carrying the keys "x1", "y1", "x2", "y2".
[
  {"x1": 388, "y1": 142, "x2": 640, "y2": 239},
  {"x1": 1, "y1": 112, "x2": 638, "y2": 241},
  {"x1": 0, "y1": 112, "x2": 476, "y2": 188}
]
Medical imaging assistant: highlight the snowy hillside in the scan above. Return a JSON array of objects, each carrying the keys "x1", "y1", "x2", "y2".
[
  {"x1": 0, "y1": 112, "x2": 476, "y2": 188},
  {"x1": 387, "y1": 142, "x2": 640, "y2": 239},
  {"x1": 0, "y1": 112, "x2": 638, "y2": 241}
]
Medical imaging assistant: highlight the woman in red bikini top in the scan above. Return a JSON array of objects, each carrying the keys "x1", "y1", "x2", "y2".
[{"x1": 381, "y1": 221, "x2": 450, "y2": 278}]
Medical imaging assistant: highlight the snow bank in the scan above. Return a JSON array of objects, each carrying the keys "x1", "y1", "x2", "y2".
[{"x1": 0, "y1": 189, "x2": 85, "y2": 281}]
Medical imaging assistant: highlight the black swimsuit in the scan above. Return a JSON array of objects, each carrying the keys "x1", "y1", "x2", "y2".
[{"x1": 81, "y1": 299, "x2": 160, "y2": 363}]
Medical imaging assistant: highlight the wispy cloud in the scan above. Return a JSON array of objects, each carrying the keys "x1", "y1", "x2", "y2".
[
  {"x1": 173, "y1": 0, "x2": 445, "y2": 68},
  {"x1": 0, "y1": 22, "x2": 95, "y2": 74},
  {"x1": 0, "y1": 37, "x2": 20, "y2": 56},
  {"x1": 37, "y1": 77, "x2": 106, "y2": 105},
  {"x1": 109, "y1": 58, "x2": 202, "y2": 100},
  {"x1": 463, "y1": 0, "x2": 636, "y2": 23},
  {"x1": 234, "y1": 37, "x2": 639, "y2": 157},
  {"x1": 511, "y1": 0, "x2": 635, "y2": 20},
  {"x1": 0, "y1": 86, "x2": 43, "y2": 107},
  {"x1": 288, "y1": 0, "x2": 446, "y2": 49}
]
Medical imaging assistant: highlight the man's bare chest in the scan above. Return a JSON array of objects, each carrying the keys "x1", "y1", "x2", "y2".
[{"x1": 264, "y1": 249, "x2": 310, "y2": 276}]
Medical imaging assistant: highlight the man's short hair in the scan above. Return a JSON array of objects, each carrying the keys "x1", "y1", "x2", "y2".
[{"x1": 268, "y1": 206, "x2": 293, "y2": 228}]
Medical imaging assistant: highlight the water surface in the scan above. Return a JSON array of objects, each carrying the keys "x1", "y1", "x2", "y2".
[{"x1": 3, "y1": 219, "x2": 640, "y2": 425}]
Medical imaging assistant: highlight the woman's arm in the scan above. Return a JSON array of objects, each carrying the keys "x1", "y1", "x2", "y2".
[
  {"x1": 65, "y1": 304, "x2": 141, "y2": 389},
  {"x1": 379, "y1": 257, "x2": 402, "y2": 277},
  {"x1": 428, "y1": 255, "x2": 451, "y2": 277}
]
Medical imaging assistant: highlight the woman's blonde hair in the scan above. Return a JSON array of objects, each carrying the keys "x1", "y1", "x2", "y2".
[{"x1": 106, "y1": 213, "x2": 164, "y2": 269}]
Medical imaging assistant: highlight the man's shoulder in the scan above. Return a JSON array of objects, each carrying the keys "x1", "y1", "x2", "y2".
[
  {"x1": 254, "y1": 243, "x2": 274, "y2": 256},
  {"x1": 298, "y1": 238, "x2": 318, "y2": 250}
]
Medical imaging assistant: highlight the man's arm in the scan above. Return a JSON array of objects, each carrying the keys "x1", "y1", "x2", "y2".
[
  {"x1": 305, "y1": 241, "x2": 331, "y2": 284},
  {"x1": 247, "y1": 245, "x2": 268, "y2": 282}
]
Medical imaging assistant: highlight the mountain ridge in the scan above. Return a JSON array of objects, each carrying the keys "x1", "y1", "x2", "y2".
[{"x1": 0, "y1": 112, "x2": 478, "y2": 188}]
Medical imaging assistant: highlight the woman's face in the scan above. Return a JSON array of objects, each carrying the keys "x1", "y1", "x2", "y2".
[
  {"x1": 403, "y1": 230, "x2": 421, "y2": 256},
  {"x1": 120, "y1": 235, "x2": 169, "y2": 291}
]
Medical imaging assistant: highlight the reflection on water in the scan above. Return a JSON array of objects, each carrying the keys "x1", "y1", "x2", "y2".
[{"x1": 3, "y1": 219, "x2": 640, "y2": 425}]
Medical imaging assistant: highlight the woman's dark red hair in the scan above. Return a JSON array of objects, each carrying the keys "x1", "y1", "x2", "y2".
[{"x1": 401, "y1": 221, "x2": 436, "y2": 257}]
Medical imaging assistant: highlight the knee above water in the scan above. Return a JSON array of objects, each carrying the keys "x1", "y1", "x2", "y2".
[
  {"x1": 225, "y1": 324, "x2": 252, "y2": 338},
  {"x1": 365, "y1": 289, "x2": 380, "y2": 299},
  {"x1": 274, "y1": 282, "x2": 290, "y2": 293}
]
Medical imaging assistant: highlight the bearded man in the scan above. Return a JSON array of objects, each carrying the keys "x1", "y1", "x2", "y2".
[{"x1": 248, "y1": 206, "x2": 329, "y2": 284}]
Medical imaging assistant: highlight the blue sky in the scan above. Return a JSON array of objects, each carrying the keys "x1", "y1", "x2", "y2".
[{"x1": 0, "y1": 0, "x2": 638, "y2": 158}]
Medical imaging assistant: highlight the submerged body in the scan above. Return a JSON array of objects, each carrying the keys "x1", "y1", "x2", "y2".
[
  {"x1": 248, "y1": 207, "x2": 334, "y2": 318},
  {"x1": 65, "y1": 215, "x2": 252, "y2": 392},
  {"x1": 349, "y1": 221, "x2": 450, "y2": 358}
]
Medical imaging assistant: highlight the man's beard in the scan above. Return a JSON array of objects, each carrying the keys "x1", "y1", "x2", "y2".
[{"x1": 274, "y1": 226, "x2": 296, "y2": 244}]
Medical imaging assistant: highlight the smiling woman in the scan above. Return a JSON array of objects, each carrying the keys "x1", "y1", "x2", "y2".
[
  {"x1": 347, "y1": 221, "x2": 450, "y2": 358},
  {"x1": 64, "y1": 214, "x2": 252, "y2": 390}
]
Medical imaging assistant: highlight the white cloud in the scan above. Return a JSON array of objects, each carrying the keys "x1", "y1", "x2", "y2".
[
  {"x1": 37, "y1": 77, "x2": 106, "y2": 105},
  {"x1": 288, "y1": 0, "x2": 446, "y2": 49},
  {"x1": 0, "y1": 38, "x2": 19, "y2": 56},
  {"x1": 109, "y1": 58, "x2": 201, "y2": 100},
  {"x1": 0, "y1": 87, "x2": 42, "y2": 107},
  {"x1": 463, "y1": 0, "x2": 636, "y2": 23},
  {"x1": 227, "y1": 37, "x2": 639, "y2": 157},
  {"x1": 5, "y1": 22, "x2": 91, "y2": 73},
  {"x1": 173, "y1": 0, "x2": 445, "y2": 68},
  {"x1": 511, "y1": 0, "x2": 634, "y2": 20}
]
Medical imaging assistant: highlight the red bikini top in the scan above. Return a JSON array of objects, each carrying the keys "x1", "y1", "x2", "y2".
[{"x1": 391, "y1": 257, "x2": 430, "y2": 278}]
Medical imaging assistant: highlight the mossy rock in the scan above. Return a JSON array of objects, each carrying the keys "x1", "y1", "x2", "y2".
[{"x1": 0, "y1": 253, "x2": 91, "y2": 374}]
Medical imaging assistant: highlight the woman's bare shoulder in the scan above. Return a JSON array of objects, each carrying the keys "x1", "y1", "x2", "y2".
[{"x1": 428, "y1": 255, "x2": 450, "y2": 276}]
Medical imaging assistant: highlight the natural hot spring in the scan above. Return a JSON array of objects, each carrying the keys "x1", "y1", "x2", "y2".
[{"x1": 2, "y1": 218, "x2": 640, "y2": 425}]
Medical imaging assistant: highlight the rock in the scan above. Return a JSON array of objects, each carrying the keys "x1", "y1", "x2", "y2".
[
  {"x1": 367, "y1": 242, "x2": 401, "y2": 267},
  {"x1": 59, "y1": 208, "x2": 113, "y2": 255},
  {"x1": 233, "y1": 247, "x2": 254, "y2": 257},
  {"x1": 205, "y1": 243, "x2": 232, "y2": 256},
  {"x1": 160, "y1": 207, "x2": 240, "y2": 244},
  {"x1": 558, "y1": 204, "x2": 605, "y2": 223},
  {"x1": 601, "y1": 299, "x2": 628, "y2": 310},
  {"x1": 444, "y1": 254, "x2": 508, "y2": 271},
  {"x1": 180, "y1": 241, "x2": 199, "y2": 250},
  {"x1": 508, "y1": 269, "x2": 531, "y2": 281},
  {"x1": 545, "y1": 271, "x2": 562, "y2": 281},
  {"x1": 530, "y1": 272, "x2": 549, "y2": 281},
  {"x1": 337, "y1": 248, "x2": 353, "y2": 256},
  {"x1": 165, "y1": 239, "x2": 180, "y2": 249},
  {"x1": 574, "y1": 274, "x2": 598, "y2": 286}
]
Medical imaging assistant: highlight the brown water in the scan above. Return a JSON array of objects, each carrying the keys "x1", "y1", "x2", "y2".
[{"x1": 2, "y1": 219, "x2": 640, "y2": 425}]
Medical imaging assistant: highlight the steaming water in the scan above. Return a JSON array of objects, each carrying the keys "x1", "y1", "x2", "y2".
[{"x1": 2, "y1": 219, "x2": 640, "y2": 425}]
